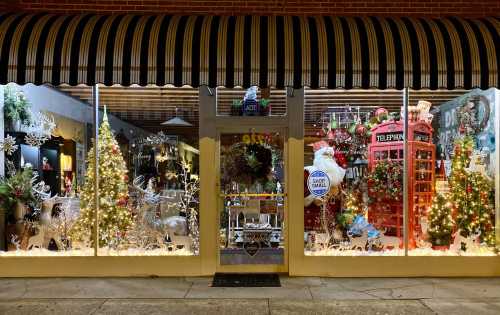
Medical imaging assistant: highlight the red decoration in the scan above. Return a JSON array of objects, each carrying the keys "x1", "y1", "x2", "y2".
[
  {"x1": 112, "y1": 145, "x2": 119, "y2": 154},
  {"x1": 117, "y1": 196, "x2": 127, "y2": 206},
  {"x1": 334, "y1": 151, "x2": 348, "y2": 169},
  {"x1": 355, "y1": 124, "x2": 368, "y2": 136},
  {"x1": 368, "y1": 120, "x2": 435, "y2": 246}
]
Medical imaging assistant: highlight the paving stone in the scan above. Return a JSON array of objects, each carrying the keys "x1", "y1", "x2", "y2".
[
  {"x1": 270, "y1": 299, "x2": 435, "y2": 315},
  {"x1": 430, "y1": 278, "x2": 500, "y2": 298},
  {"x1": 186, "y1": 282, "x2": 312, "y2": 299},
  {"x1": 0, "y1": 299, "x2": 104, "y2": 315},
  {"x1": 309, "y1": 285, "x2": 380, "y2": 300},
  {"x1": 320, "y1": 277, "x2": 431, "y2": 292},
  {"x1": 22, "y1": 278, "x2": 191, "y2": 299},
  {"x1": 94, "y1": 299, "x2": 269, "y2": 315},
  {"x1": 364, "y1": 283, "x2": 435, "y2": 299},
  {"x1": 422, "y1": 298, "x2": 500, "y2": 315},
  {"x1": 0, "y1": 279, "x2": 27, "y2": 299},
  {"x1": 279, "y1": 276, "x2": 324, "y2": 287}
]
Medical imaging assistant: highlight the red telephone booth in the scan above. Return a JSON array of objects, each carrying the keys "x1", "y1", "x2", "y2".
[{"x1": 368, "y1": 120, "x2": 435, "y2": 245}]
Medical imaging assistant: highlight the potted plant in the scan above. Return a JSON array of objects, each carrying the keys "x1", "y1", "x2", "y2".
[
  {"x1": 3, "y1": 86, "x2": 31, "y2": 131},
  {"x1": 230, "y1": 99, "x2": 243, "y2": 116},
  {"x1": 0, "y1": 168, "x2": 36, "y2": 237},
  {"x1": 259, "y1": 98, "x2": 271, "y2": 116}
]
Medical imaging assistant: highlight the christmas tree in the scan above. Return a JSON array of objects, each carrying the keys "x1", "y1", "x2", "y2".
[
  {"x1": 337, "y1": 188, "x2": 365, "y2": 229},
  {"x1": 449, "y1": 136, "x2": 495, "y2": 246},
  {"x1": 71, "y1": 109, "x2": 133, "y2": 247},
  {"x1": 427, "y1": 193, "x2": 454, "y2": 246}
]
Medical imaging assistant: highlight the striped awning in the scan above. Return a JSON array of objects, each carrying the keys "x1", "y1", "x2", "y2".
[{"x1": 0, "y1": 13, "x2": 498, "y2": 89}]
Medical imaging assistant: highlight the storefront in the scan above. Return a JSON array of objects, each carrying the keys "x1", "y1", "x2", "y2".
[{"x1": 0, "y1": 14, "x2": 499, "y2": 277}]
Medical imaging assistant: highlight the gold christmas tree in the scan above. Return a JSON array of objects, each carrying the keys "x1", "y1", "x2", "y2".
[{"x1": 71, "y1": 108, "x2": 133, "y2": 247}]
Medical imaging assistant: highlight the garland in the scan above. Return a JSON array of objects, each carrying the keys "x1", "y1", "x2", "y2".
[{"x1": 367, "y1": 160, "x2": 403, "y2": 201}]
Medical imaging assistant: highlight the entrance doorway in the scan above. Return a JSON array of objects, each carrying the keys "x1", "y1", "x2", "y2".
[{"x1": 216, "y1": 128, "x2": 288, "y2": 273}]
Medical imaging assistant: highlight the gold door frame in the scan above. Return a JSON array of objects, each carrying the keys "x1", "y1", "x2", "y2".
[{"x1": 215, "y1": 126, "x2": 289, "y2": 273}]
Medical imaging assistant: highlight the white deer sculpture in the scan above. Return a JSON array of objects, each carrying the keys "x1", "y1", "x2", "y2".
[
  {"x1": 347, "y1": 230, "x2": 368, "y2": 250},
  {"x1": 131, "y1": 176, "x2": 190, "y2": 251}
]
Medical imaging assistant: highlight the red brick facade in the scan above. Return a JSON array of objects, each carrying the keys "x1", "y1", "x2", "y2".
[{"x1": 4, "y1": 0, "x2": 500, "y2": 17}]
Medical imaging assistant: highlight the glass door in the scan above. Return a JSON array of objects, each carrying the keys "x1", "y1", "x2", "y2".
[{"x1": 217, "y1": 129, "x2": 287, "y2": 270}]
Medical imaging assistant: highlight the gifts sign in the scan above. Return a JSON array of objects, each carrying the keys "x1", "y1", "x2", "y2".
[{"x1": 307, "y1": 170, "x2": 330, "y2": 197}]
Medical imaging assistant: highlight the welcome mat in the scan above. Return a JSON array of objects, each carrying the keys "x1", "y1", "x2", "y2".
[{"x1": 211, "y1": 273, "x2": 281, "y2": 287}]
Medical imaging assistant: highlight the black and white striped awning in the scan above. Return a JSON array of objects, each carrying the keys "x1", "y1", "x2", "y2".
[{"x1": 0, "y1": 14, "x2": 498, "y2": 89}]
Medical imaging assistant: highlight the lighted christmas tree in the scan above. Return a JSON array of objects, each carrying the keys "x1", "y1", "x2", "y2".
[
  {"x1": 71, "y1": 109, "x2": 133, "y2": 247},
  {"x1": 427, "y1": 193, "x2": 454, "y2": 246},
  {"x1": 337, "y1": 189, "x2": 365, "y2": 229},
  {"x1": 449, "y1": 136, "x2": 495, "y2": 246}
]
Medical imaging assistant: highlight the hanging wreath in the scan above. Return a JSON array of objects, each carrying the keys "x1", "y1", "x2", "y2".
[
  {"x1": 456, "y1": 94, "x2": 490, "y2": 136},
  {"x1": 221, "y1": 142, "x2": 274, "y2": 186},
  {"x1": 367, "y1": 160, "x2": 403, "y2": 201}
]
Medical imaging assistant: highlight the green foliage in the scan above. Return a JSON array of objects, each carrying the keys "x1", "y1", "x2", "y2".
[
  {"x1": 0, "y1": 168, "x2": 36, "y2": 217},
  {"x1": 3, "y1": 86, "x2": 31, "y2": 127},
  {"x1": 367, "y1": 160, "x2": 403, "y2": 201},
  {"x1": 259, "y1": 98, "x2": 270, "y2": 108}
]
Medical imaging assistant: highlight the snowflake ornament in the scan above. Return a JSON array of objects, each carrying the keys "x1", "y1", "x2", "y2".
[
  {"x1": 24, "y1": 132, "x2": 49, "y2": 147},
  {"x1": 0, "y1": 135, "x2": 18, "y2": 155}
]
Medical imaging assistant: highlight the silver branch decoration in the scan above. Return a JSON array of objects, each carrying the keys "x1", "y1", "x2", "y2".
[{"x1": 0, "y1": 135, "x2": 18, "y2": 155}]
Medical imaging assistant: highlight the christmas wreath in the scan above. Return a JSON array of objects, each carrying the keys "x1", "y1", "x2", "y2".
[
  {"x1": 221, "y1": 142, "x2": 274, "y2": 186},
  {"x1": 367, "y1": 160, "x2": 403, "y2": 201},
  {"x1": 456, "y1": 95, "x2": 490, "y2": 136}
]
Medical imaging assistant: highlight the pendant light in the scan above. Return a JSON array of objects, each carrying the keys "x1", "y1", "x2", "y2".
[{"x1": 161, "y1": 107, "x2": 192, "y2": 126}]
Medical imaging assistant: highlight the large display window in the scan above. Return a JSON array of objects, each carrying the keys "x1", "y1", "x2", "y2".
[
  {"x1": 304, "y1": 89, "x2": 405, "y2": 256},
  {"x1": 303, "y1": 88, "x2": 499, "y2": 257},
  {"x1": 408, "y1": 88, "x2": 498, "y2": 256},
  {"x1": 0, "y1": 84, "x2": 200, "y2": 257},
  {"x1": 0, "y1": 83, "x2": 93, "y2": 256}
]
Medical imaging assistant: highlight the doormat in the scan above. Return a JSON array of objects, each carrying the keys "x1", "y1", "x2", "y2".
[{"x1": 211, "y1": 273, "x2": 281, "y2": 287}]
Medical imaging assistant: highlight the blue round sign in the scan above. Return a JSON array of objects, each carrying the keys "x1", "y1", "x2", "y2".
[{"x1": 307, "y1": 170, "x2": 330, "y2": 197}]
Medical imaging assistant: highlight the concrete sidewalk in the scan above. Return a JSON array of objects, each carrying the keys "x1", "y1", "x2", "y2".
[{"x1": 0, "y1": 277, "x2": 499, "y2": 314}]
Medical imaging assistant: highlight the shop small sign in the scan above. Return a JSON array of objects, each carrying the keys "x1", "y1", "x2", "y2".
[
  {"x1": 307, "y1": 170, "x2": 330, "y2": 197},
  {"x1": 376, "y1": 132, "x2": 404, "y2": 142}
]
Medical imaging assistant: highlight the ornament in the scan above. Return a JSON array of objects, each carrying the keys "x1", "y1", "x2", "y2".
[
  {"x1": 355, "y1": 124, "x2": 367, "y2": 136},
  {"x1": 24, "y1": 132, "x2": 49, "y2": 147},
  {"x1": 374, "y1": 107, "x2": 388, "y2": 122},
  {"x1": 348, "y1": 123, "x2": 357, "y2": 135},
  {"x1": 0, "y1": 135, "x2": 18, "y2": 155}
]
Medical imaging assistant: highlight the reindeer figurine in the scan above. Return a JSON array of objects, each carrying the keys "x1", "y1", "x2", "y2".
[
  {"x1": 375, "y1": 228, "x2": 401, "y2": 250},
  {"x1": 348, "y1": 230, "x2": 368, "y2": 250},
  {"x1": 450, "y1": 229, "x2": 481, "y2": 253},
  {"x1": 27, "y1": 196, "x2": 66, "y2": 250},
  {"x1": 131, "y1": 175, "x2": 190, "y2": 251}
]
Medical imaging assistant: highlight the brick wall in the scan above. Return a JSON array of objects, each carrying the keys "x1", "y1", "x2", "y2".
[{"x1": 5, "y1": 0, "x2": 500, "y2": 17}]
